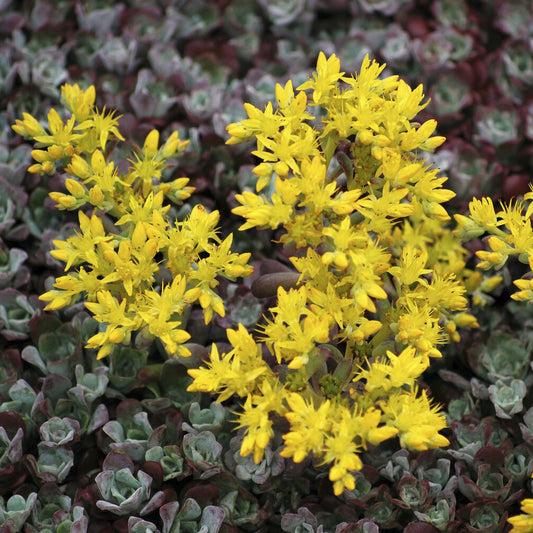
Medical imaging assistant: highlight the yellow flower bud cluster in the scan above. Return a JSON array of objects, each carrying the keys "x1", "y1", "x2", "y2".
[
  {"x1": 187, "y1": 53, "x2": 495, "y2": 496},
  {"x1": 13, "y1": 83, "x2": 253, "y2": 360}
]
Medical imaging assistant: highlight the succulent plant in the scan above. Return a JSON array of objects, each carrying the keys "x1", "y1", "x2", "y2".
[
  {"x1": 39, "y1": 416, "x2": 80, "y2": 447},
  {"x1": 364, "y1": 489, "x2": 398, "y2": 529},
  {"x1": 183, "y1": 401, "x2": 227, "y2": 436},
  {"x1": 0, "y1": 350, "x2": 22, "y2": 402},
  {"x1": 183, "y1": 431, "x2": 224, "y2": 479},
  {"x1": 144, "y1": 445, "x2": 190, "y2": 482},
  {"x1": 432, "y1": 70, "x2": 473, "y2": 119},
  {"x1": 503, "y1": 444, "x2": 533, "y2": 484},
  {"x1": 74, "y1": 2, "x2": 124, "y2": 36},
  {"x1": 487, "y1": 378, "x2": 527, "y2": 419},
  {"x1": 412, "y1": 32, "x2": 453, "y2": 72},
  {"x1": 0, "y1": 492, "x2": 37, "y2": 533},
  {"x1": 224, "y1": 435, "x2": 284, "y2": 488},
  {"x1": 30, "y1": 48, "x2": 69, "y2": 98},
  {"x1": 379, "y1": 449, "x2": 412, "y2": 483},
  {"x1": 0, "y1": 379, "x2": 38, "y2": 430},
  {"x1": 431, "y1": 0, "x2": 469, "y2": 29},
  {"x1": 0, "y1": 177, "x2": 28, "y2": 242},
  {"x1": 217, "y1": 479, "x2": 266, "y2": 530},
  {"x1": 159, "y1": 499, "x2": 226, "y2": 533},
  {"x1": 22, "y1": 187, "x2": 66, "y2": 240},
  {"x1": 501, "y1": 41, "x2": 533, "y2": 87},
  {"x1": 0, "y1": 289, "x2": 40, "y2": 341},
  {"x1": 67, "y1": 364, "x2": 109, "y2": 409},
  {"x1": 281, "y1": 506, "x2": 324, "y2": 532},
  {"x1": 21, "y1": 319, "x2": 83, "y2": 379},
  {"x1": 129, "y1": 69, "x2": 179, "y2": 119},
  {"x1": 172, "y1": 2, "x2": 221, "y2": 39},
  {"x1": 379, "y1": 24, "x2": 411, "y2": 66},
  {"x1": 107, "y1": 345, "x2": 149, "y2": 393},
  {"x1": 0, "y1": 246, "x2": 29, "y2": 290},
  {"x1": 53, "y1": 377, "x2": 109, "y2": 436},
  {"x1": 474, "y1": 106, "x2": 521, "y2": 148},
  {"x1": 25, "y1": 442, "x2": 74, "y2": 484},
  {"x1": 127, "y1": 516, "x2": 160, "y2": 533},
  {"x1": 459, "y1": 499, "x2": 508, "y2": 533},
  {"x1": 343, "y1": 470, "x2": 378, "y2": 506},
  {"x1": 449, "y1": 418, "x2": 510, "y2": 466},
  {"x1": 95, "y1": 451, "x2": 165, "y2": 516},
  {"x1": 95, "y1": 36, "x2": 138, "y2": 75},
  {"x1": 446, "y1": 393, "x2": 477, "y2": 423},
  {"x1": 457, "y1": 461, "x2": 514, "y2": 504},
  {"x1": 414, "y1": 490, "x2": 456, "y2": 532},
  {"x1": 1, "y1": 1, "x2": 533, "y2": 531},
  {"x1": 139, "y1": 359, "x2": 199, "y2": 409},
  {"x1": 25, "y1": 483, "x2": 88, "y2": 533},
  {"x1": 398, "y1": 474, "x2": 434, "y2": 510},
  {"x1": 0, "y1": 411, "x2": 26, "y2": 495},
  {"x1": 0, "y1": 144, "x2": 32, "y2": 188},
  {"x1": 519, "y1": 407, "x2": 533, "y2": 446},
  {"x1": 101, "y1": 406, "x2": 163, "y2": 463},
  {"x1": 468, "y1": 330, "x2": 532, "y2": 383}
]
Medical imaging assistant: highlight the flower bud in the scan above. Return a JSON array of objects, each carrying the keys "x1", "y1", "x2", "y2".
[{"x1": 65, "y1": 179, "x2": 85, "y2": 197}]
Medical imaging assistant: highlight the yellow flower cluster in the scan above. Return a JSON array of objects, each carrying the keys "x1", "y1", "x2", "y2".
[
  {"x1": 455, "y1": 194, "x2": 533, "y2": 302},
  {"x1": 509, "y1": 495, "x2": 533, "y2": 532},
  {"x1": 13, "y1": 84, "x2": 252, "y2": 359},
  {"x1": 188, "y1": 53, "x2": 496, "y2": 495},
  {"x1": 15, "y1": 56, "x2": 520, "y2": 502}
]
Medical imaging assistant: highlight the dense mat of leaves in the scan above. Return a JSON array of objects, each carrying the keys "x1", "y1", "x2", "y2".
[{"x1": 1, "y1": 1, "x2": 533, "y2": 532}]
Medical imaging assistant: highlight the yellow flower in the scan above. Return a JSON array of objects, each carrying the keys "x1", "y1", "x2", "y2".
[
  {"x1": 76, "y1": 106, "x2": 124, "y2": 151},
  {"x1": 389, "y1": 244, "x2": 431, "y2": 286},
  {"x1": 12, "y1": 112, "x2": 47, "y2": 138},
  {"x1": 236, "y1": 380, "x2": 285, "y2": 463},
  {"x1": 393, "y1": 79, "x2": 429, "y2": 120},
  {"x1": 356, "y1": 181, "x2": 414, "y2": 233},
  {"x1": 467, "y1": 197, "x2": 502, "y2": 230},
  {"x1": 400, "y1": 119, "x2": 443, "y2": 152},
  {"x1": 238, "y1": 396, "x2": 274, "y2": 464},
  {"x1": 508, "y1": 498, "x2": 533, "y2": 532},
  {"x1": 188, "y1": 326, "x2": 272, "y2": 401},
  {"x1": 415, "y1": 271, "x2": 468, "y2": 313},
  {"x1": 411, "y1": 167, "x2": 455, "y2": 207},
  {"x1": 232, "y1": 180, "x2": 297, "y2": 231},
  {"x1": 394, "y1": 301, "x2": 445, "y2": 358},
  {"x1": 354, "y1": 346, "x2": 429, "y2": 396},
  {"x1": 226, "y1": 101, "x2": 284, "y2": 144},
  {"x1": 476, "y1": 235, "x2": 512, "y2": 270},
  {"x1": 281, "y1": 393, "x2": 331, "y2": 463},
  {"x1": 297, "y1": 52, "x2": 344, "y2": 105},
  {"x1": 50, "y1": 211, "x2": 114, "y2": 271},
  {"x1": 61, "y1": 83, "x2": 95, "y2": 122},
  {"x1": 135, "y1": 278, "x2": 192, "y2": 356},
  {"x1": 85, "y1": 290, "x2": 140, "y2": 359},
  {"x1": 512, "y1": 278, "x2": 533, "y2": 303},
  {"x1": 115, "y1": 191, "x2": 169, "y2": 236},
  {"x1": 323, "y1": 411, "x2": 362, "y2": 495},
  {"x1": 253, "y1": 125, "x2": 319, "y2": 174},
  {"x1": 381, "y1": 388, "x2": 449, "y2": 451},
  {"x1": 33, "y1": 108, "x2": 81, "y2": 148}
]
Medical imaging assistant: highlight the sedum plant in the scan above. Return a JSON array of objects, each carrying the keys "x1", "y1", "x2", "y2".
[
  {"x1": 12, "y1": 83, "x2": 253, "y2": 360},
  {"x1": 11, "y1": 46, "x2": 533, "y2": 529},
  {"x1": 187, "y1": 52, "x2": 493, "y2": 495}
]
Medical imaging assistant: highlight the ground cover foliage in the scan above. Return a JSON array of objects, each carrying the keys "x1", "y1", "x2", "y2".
[{"x1": 1, "y1": 1, "x2": 533, "y2": 532}]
